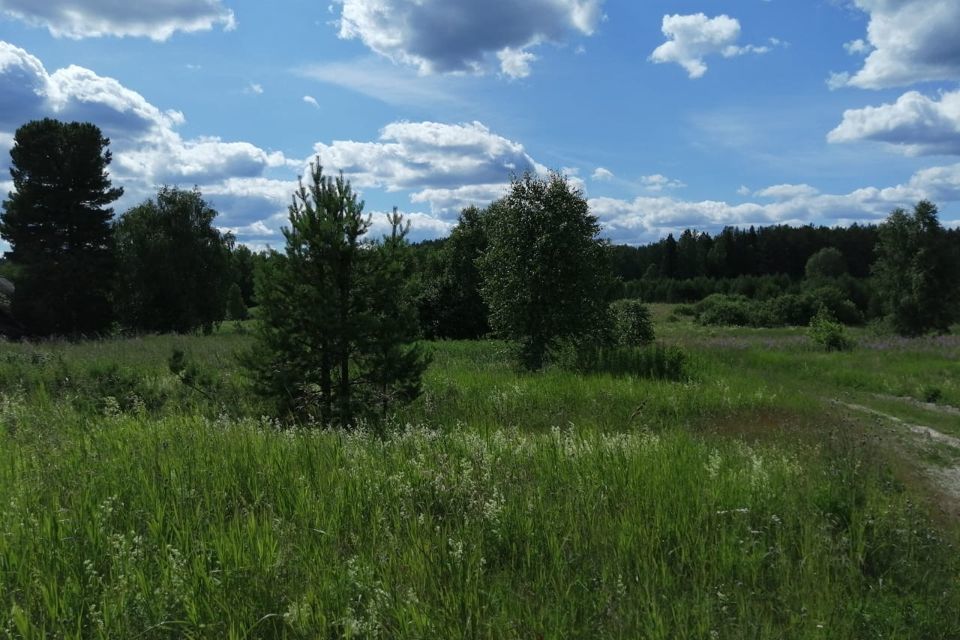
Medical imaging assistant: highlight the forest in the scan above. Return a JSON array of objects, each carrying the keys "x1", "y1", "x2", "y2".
[{"x1": 1, "y1": 118, "x2": 960, "y2": 638}]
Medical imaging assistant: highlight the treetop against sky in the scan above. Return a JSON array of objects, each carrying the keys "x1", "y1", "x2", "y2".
[{"x1": 0, "y1": 0, "x2": 959, "y2": 247}]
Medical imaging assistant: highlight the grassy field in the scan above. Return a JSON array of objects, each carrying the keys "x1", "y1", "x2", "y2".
[{"x1": 1, "y1": 316, "x2": 959, "y2": 638}]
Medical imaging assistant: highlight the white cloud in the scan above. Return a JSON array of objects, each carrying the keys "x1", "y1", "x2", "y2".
[
  {"x1": 117, "y1": 139, "x2": 292, "y2": 186},
  {"x1": 410, "y1": 183, "x2": 510, "y2": 217},
  {"x1": 368, "y1": 210, "x2": 456, "y2": 241},
  {"x1": 0, "y1": 40, "x2": 298, "y2": 243},
  {"x1": 592, "y1": 167, "x2": 614, "y2": 181},
  {"x1": 497, "y1": 47, "x2": 537, "y2": 79},
  {"x1": 754, "y1": 184, "x2": 820, "y2": 199},
  {"x1": 590, "y1": 164, "x2": 960, "y2": 244},
  {"x1": 649, "y1": 13, "x2": 770, "y2": 79},
  {"x1": 828, "y1": 89, "x2": 960, "y2": 155},
  {"x1": 303, "y1": 95, "x2": 320, "y2": 108},
  {"x1": 334, "y1": 0, "x2": 603, "y2": 77},
  {"x1": 0, "y1": 0, "x2": 235, "y2": 41},
  {"x1": 835, "y1": 0, "x2": 960, "y2": 89},
  {"x1": 640, "y1": 174, "x2": 685, "y2": 192},
  {"x1": 313, "y1": 120, "x2": 544, "y2": 215}
]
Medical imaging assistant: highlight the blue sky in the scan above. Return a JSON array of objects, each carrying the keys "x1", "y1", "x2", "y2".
[{"x1": 1, "y1": 0, "x2": 959, "y2": 247}]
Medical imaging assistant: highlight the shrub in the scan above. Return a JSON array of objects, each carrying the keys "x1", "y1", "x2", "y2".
[
  {"x1": 610, "y1": 299, "x2": 655, "y2": 346},
  {"x1": 808, "y1": 306, "x2": 855, "y2": 352},
  {"x1": 694, "y1": 294, "x2": 755, "y2": 326}
]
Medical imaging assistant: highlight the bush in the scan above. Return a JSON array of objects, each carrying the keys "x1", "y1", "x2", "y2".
[
  {"x1": 808, "y1": 306, "x2": 855, "y2": 352},
  {"x1": 610, "y1": 299, "x2": 655, "y2": 346},
  {"x1": 694, "y1": 294, "x2": 755, "y2": 326},
  {"x1": 693, "y1": 289, "x2": 864, "y2": 328}
]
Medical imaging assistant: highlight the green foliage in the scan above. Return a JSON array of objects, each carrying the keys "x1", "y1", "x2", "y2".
[
  {"x1": 360, "y1": 208, "x2": 432, "y2": 419},
  {"x1": 808, "y1": 306, "x2": 855, "y2": 352},
  {"x1": 480, "y1": 172, "x2": 614, "y2": 370},
  {"x1": 873, "y1": 200, "x2": 960, "y2": 336},
  {"x1": 435, "y1": 206, "x2": 490, "y2": 339},
  {"x1": 228, "y1": 244, "x2": 258, "y2": 307},
  {"x1": 694, "y1": 294, "x2": 756, "y2": 326},
  {"x1": 610, "y1": 298, "x2": 655, "y2": 346},
  {"x1": 244, "y1": 161, "x2": 428, "y2": 427},
  {"x1": 225, "y1": 282, "x2": 247, "y2": 321},
  {"x1": 0, "y1": 119, "x2": 122, "y2": 337},
  {"x1": 114, "y1": 187, "x2": 233, "y2": 334},
  {"x1": 805, "y1": 246, "x2": 847, "y2": 279},
  {"x1": 693, "y1": 288, "x2": 863, "y2": 328},
  {"x1": 609, "y1": 222, "x2": 879, "y2": 282}
]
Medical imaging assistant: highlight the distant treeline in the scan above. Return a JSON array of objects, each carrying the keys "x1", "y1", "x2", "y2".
[{"x1": 608, "y1": 224, "x2": 882, "y2": 281}]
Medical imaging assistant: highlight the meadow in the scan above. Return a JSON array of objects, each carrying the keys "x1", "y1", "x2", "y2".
[{"x1": 0, "y1": 315, "x2": 959, "y2": 638}]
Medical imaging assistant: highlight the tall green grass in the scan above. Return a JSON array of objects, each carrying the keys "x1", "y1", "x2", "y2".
[
  {"x1": 0, "y1": 332, "x2": 957, "y2": 637},
  {"x1": 1, "y1": 413, "x2": 956, "y2": 638}
]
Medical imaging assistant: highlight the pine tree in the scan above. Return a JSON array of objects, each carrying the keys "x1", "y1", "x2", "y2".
[
  {"x1": 360, "y1": 208, "x2": 430, "y2": 418},
  {"x1": 0, "y1": 119, "x2": 122, "y2": 336},
  {"x1": 244, "y1": 161, "x2": 428, "y2": 427}
]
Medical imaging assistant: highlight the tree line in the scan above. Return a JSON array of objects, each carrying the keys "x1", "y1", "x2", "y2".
[
  {"x1": 3, "y1": 117, "x2": 959, "y2": 426},
  {"x1": 0, "y1": 119, "x2": 258, "y2": 338}
]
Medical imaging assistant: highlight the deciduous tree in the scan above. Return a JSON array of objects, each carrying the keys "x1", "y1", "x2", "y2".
[
  {"x1": 873, "y1": 200, "x2": 960, "y2": 335},
  {"x1": 114, "y1": 187, "x2": 233, "y2": 334},
  {"x1": 480, "y1": 172, "x2": 614, "y2": 370}
]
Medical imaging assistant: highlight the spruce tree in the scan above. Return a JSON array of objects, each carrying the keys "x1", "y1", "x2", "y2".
[{"x1": 0, "y1": 119, "x2": 122, "y2": 336}]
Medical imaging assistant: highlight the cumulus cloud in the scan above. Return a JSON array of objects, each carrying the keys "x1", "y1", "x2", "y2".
[
  {"x1": 592, "y1": 167, "x2": 614, "y2": 181},
  {"x1": 313, "y1": 120, "x2": 543, "y2": 215},
  {"x1": 0, "y1": 41, "x2": 554, "y2": 243},
  {"x1": 754, "y1": 184, "x2": 820, "y2": 199},
  {"x1": 409, "y1": 184, "x2": 509, "y2": 216},
  {"x1": 649, "y1": 13, "x2": 770, "y2": 79},
  {"x1": 0, "y1": 40, "x2": 297, "y2": 242},
  {"x1": 0, "y1": 0, "x2": 235, "y2": 40},
  {"x1": 828, "y1": 89, "x2": 960, "y2": 155},
  {"x1": 834, "y1": 0, "x2": 960, "y2": 89},
  {"x1": 590, "y1": 165, "x2": 960, "y2": 244},
  {"x1": 640, "y1": 174, "x2": 685, "y2": 192},
  {"x1": 497, "y1": 47, "x2": 537, "y2": 79},
  {"x1": 334, "y1": 0, "x2": 603, "y2": 77}
]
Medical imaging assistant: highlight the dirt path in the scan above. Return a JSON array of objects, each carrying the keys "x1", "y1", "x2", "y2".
[
  {"x1": 831, "y1": 399, "x2": 960, "y2": 505},
  {"x1": 872, "y1": 394, "x2": 960, "y2": 418}
]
